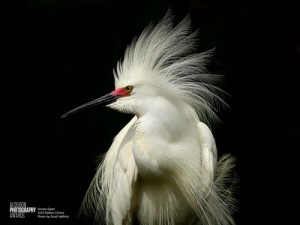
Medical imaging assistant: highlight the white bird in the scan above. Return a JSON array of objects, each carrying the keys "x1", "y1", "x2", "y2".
[{"x1": 62, "y1": 11, "x2": 236, "y2": 225}]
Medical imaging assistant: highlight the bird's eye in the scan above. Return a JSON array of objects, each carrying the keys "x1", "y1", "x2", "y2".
[{"x1": 124, "y1": 85, "x2": 133, "y2": 94}]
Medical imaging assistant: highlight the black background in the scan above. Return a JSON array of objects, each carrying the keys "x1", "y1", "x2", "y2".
[{"x1": 2, "y1": 0, "x2": 299, "y2": 224}]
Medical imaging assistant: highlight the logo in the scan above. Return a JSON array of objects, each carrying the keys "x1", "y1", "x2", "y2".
[
  {"x1": 10, "y1": 202, "x2": 36, "y2": 218},
  {"x1": 9, "y1": 202, "x2": 70, "y2": 219}
]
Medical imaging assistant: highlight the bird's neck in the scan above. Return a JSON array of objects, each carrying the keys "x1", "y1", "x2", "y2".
[
  {"x1": 132, "y1": 99, "x2": 199, "y2": 179},
  {"x1": 135, "y1": 100, "x2": 196, "y2": 141}
]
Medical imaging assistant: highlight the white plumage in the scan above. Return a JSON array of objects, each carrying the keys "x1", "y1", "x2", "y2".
[{"x1": 64, "y1": 11, "x2": 236, "y2": 225}]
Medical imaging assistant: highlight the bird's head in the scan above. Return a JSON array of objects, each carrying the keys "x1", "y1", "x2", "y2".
[
  {"x1": 62, "y1": 11, "x2": 227, "y2": 123},
  {"x1": 60, "y1": 84, "x2": 137, "y2": 118},
  {"x1": 61, "y1": 71, "x2": 173, "y2": 118}
]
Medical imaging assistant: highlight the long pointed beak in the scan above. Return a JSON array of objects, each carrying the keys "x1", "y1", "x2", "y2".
[{"x1": 61, "y1": 93, "x2": 119, "y2": 118}]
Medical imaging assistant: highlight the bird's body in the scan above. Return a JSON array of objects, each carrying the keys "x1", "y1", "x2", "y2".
[
  {"x1": 101, "y1": 108, "x2": 215, "y2": 225},
  {"x1": 63, "y1": 11, "x2": 236, "y2": 225}
]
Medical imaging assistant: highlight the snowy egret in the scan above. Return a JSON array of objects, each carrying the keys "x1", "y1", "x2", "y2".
[{"x1": 62, "y1": 11, "x2": 236, "y2": 225}]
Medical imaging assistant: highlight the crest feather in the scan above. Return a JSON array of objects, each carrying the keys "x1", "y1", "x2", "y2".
[{"x1": 114, "y1": 11, "x2": 228, "y2": 123}]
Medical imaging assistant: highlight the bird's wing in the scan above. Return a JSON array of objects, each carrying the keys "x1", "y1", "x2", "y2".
[
  {"x1": 190, "y1": 122, "x2": 236, "y2": 225},
  {"x1": 80, "y1": 116, "x2": 138, "y2": 224},
  {"x1": 101, "y1": 116, "x2": 137, "y2": 191},
  {"x1": 197, "y1": 121, "x2": 217, "y2": 189},
  {"x1": 108, "y1": 116, "x2": 138, "y2": 224},
  {"x1": 180, "y1": 122, "x2": 221, "y2": 225}
]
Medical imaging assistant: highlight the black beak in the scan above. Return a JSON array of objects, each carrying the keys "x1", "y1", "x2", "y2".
[{"x1": 61, "y1": 93, "x2": 119, "y2": 118}]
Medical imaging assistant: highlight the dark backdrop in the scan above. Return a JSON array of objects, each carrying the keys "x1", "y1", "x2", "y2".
[{"x1": 2, "y1": 0, "x2": 299, "y2": 224}]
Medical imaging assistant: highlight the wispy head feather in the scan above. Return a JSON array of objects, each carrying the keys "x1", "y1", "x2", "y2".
[{"x1": 113, "y1": 11, "x2": 228, "y2": 123}]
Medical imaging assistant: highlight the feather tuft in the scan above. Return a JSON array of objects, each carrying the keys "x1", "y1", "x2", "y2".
[{"x1": 114, "y1": 10, "x2": 228, "y2": 123}]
